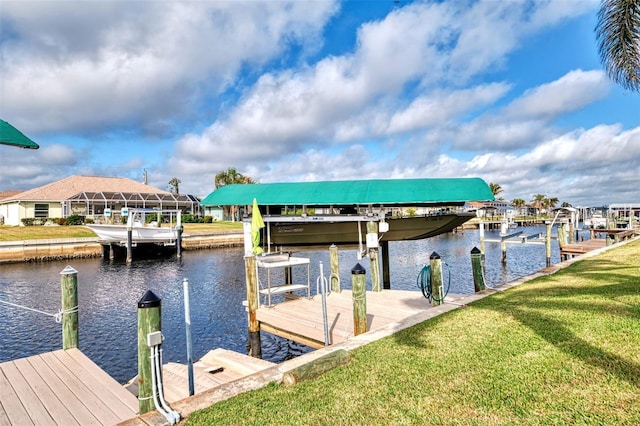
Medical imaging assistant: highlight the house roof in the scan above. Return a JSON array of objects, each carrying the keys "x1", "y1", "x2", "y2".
[
  {"x1": 200, "y1": 177, "x2": 494, "y2": 207},
  {"x1": 1, "y1": 175, "x2": 171, "y2": 202},
  {"x1": 0, "y1": 190, "x2": 22, "y2": 201}
]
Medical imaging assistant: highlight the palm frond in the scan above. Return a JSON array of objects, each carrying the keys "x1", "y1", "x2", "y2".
[{"x1": 596, "y1": 0, "x2": 640, "y2": 92}]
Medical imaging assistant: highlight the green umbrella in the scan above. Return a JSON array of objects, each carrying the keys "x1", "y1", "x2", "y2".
[
  {"x1": 0, "y1": 119, "x2": 39, "y2": 149},
  {"x1": 251, "y1": 198, "x2": 264, "y2": 255}
]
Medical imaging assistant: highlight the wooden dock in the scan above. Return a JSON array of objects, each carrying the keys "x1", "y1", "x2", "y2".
[
  {"x1": 0, "y1": 348, "x2": 138, "y2": 425},
  {"x1": 125, "y1": 348, "x2": 275, "y2": 404},
  {"x1": 256, "y1": 289, "x2": 461, "y2": 349},
  {"x1": 560, "y1": 238, "x2": 607, "y2": 256}
]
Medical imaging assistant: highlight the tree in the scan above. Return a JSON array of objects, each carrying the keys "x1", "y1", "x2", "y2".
[
  {"x1": 596, "y1": 0, "x2": 640, "y2": 92},
  {"x1": 531, "y1": 194, "x2": 546, "y2": 215},
  {"x1": 214, "y1": 167, "x2": 255, "y2": 221},
  {"x1": 489, "y1": 183, "x2": 503, "y2": 197},
  {"x1": 561, "y1": 201, "x2": 573, "y2": 208},
  {"x1": 168, "y1": 177, "x2": 181, "y2": 195},
  {"x1": 215, "y1": 167, "x2": 254, "y2": 189},
  {"x1": 511, "y1": 198, "x2": 526, "y2": 209},
  {"x1": 543, "y1": 196, "x2": 559, "y2": 212}
]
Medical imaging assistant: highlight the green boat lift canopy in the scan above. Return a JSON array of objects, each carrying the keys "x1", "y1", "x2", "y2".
[
  {"x1": 0, "y1": 120, "x2": 39, "y2": 149},
  {"x1": 200, "y1": 178, "x2": 494, "y2": 207}
]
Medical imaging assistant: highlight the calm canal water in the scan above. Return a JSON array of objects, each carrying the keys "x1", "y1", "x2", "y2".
[{"x1": 0, "y1": 225, "x2": 586, "y2": 383}]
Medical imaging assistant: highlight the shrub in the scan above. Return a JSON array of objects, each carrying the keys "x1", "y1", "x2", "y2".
[
  {"x1": 66, "y1": 215, "x2": 85, "y2": 225},
  {"x1": 204, "y1": 215, "x2": 213, "y2": 223},
  {"x1": 55, "y1": 218, "x2": 67, "y2": 226},
  {"x1": 182, "y1": 214, "x2": 196, "y2": 223}
]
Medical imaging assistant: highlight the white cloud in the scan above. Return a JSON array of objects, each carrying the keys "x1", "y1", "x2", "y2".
[
  {"x1": 505, "y1": 70, "x2": 609, "y2": 120},
  {"x1": 1, "y1": 1, "x2": 338, "y2": 133}
]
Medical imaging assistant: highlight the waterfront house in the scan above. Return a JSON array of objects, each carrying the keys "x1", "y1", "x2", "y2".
[{"x1": 0, "y1": 175, "x2": 200, "y2": 226}]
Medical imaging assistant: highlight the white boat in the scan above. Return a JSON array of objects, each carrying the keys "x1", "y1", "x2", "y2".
[
  {"x1": 86, "y1": 209, "x2": 183, "y2": 244},
  {"x1": 584, "y1": 213, "x2": 607, "y2": 229}
]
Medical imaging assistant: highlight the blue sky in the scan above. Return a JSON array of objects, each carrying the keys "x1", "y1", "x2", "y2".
[{"x1": 1, "y1": 0, "x2": 638, "y2": 206}]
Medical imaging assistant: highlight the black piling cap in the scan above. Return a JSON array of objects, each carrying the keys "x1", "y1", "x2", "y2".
[
  {"x1": 471, "y1": 247, "x2": 481, "y2": 254},
  {"x1": 138, "y1": 290, "x2": 161, "y2": 308},
  {"x1": 351, "y1": 263, "x2": 366, "y2": 275},
  {"x1": 430, "y1": 251, "x2": 440, "y2": 260}
]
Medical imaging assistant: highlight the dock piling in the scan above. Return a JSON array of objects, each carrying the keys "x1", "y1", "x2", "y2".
[
  {"x1": 176, "y1": 225, "x2": 183, "y2": 259},
  {"x1": 470, "y1": 247, "x2": 485, "y2": 292},
  {"x1": 329, "y1": 244, "x2": 340, "y2": 293},
  {"x1": 60, "y1": 266, "x2": 79, "y2": 350},
  {"x1": 351, "y1": 263, "x2": 367, "y2": 336},
  {"x1": 545, "y1": 221, "x2": 552, "y2": 267},
  {"x1": 137, "y1": 290, "x2": 162, "y2": 415},
  {"x1": 245, "y1": 255, "x2": 262, "y2": 358},
  {"x1": 126, "y1": 227, "x2": 133, "y2": 263},
  {"x1": 366, "y1": 221, "x2": 381, "y2": 292},
  {"x1": 429, "y1": 252, "x2": 444, "y2": 307}
]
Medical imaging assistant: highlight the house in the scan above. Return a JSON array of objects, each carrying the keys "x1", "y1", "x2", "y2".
[{"x1": 0, "y1": 175, "x2": 200, "y2": 226}]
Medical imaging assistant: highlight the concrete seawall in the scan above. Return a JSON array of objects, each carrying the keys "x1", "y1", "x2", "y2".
[{"x1": 0, "y1": 232, "x2": 244, "y2": 264}]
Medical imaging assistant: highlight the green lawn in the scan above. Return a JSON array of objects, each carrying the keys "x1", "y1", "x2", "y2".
[
  {"x1": 187, "y1": 239, "x2": 640, "y2": 425},
  {"x1": 0, "y1": 222, "x2": 243, "y2": 241}
]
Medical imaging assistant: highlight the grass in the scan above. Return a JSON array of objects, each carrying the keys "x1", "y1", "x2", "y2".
[
  {"x1": 186, "y1": 239, "x2": 640, "y2": 425},
  {"x1": 0, "y1": 222, "x2": 243, "y2": 241}
]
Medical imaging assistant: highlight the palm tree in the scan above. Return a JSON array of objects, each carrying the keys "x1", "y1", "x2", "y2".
[
  {"x1": 489, "y1": 183, "x2": 503, "y2": 198},
  {"x1": 215, "y1": 167, "x2": 254, "y2": 189},
  {"x1": 511, "y1": 198, "x2": 526, "y2": 208},
  {"x1": 214, "y1": 168, "x2": 255, "y2": 221},
  {"x1": 596, "y1": 0, "x2": 640, "y2": 92},
  {"x1": 543, "y1": 196, "x2": 559, "y2": 213},
  {"x1": 531, "y1": 194, "x2": 546, "y2": 216}
]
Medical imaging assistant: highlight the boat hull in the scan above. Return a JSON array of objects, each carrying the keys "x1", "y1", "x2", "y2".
[
  {"x1": 86, "y1": 224, "x2": 178, "y2": 244},
  {"x1": 267, "y1": 213, "x2": 475, "y2": 246}
]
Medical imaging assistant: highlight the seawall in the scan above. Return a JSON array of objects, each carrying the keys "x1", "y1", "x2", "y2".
[{"x1": 0, "y1": 232, "x2": 244, "y2": 264}]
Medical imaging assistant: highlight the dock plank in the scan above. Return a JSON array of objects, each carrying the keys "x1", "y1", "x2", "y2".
[
  {"x1": 26, "y1": 354, "x2": 99, "y2": 425},
  {"x1": 0, "y1": 349, "x2": 139, "y2": 426},
  {"x1": 59, "y1": 348, "x2": 138, "y2": 417},
  {"x1": 0, "y1": 367, "x2": 34, "y2": 426},
  {"x1": 39, "y1": 351, "x2": 121, "y2": 425},
  {"x1": 0, "y1": 361, "x2": 54, "y2": 426},
  {"x1": 13, "y1": 356, "x2": 80, "y2": 425}
]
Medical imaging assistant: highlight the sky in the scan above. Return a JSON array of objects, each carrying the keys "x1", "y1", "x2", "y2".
[{"x1": 0, "y1": 0, "x2": 638, "y2": 207}]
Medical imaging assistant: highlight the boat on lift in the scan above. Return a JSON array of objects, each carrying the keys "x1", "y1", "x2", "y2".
[
  {"x1": 86, "y1": 208, "x2": 183, "y2": 245},
  {"x1": 263, "y1": 211, "x2": 475, "y2": 246}
]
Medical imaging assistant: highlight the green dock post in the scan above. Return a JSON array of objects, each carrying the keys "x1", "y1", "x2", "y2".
[
  {"x1": 137, "y1": 290, "x2": 162, "y2": 415},
  {"x1": 545, "y1": 221, "x2": 552, "y2": 267},
  {"x1": 60, "y1": 266, "x2": 79, "y2": 350},
  {"x1": 245, "y1": 255, "x2": 262, "y2": 358},
  {"x1": 351, "y1": 263, "x2": 367, "y2": 336},
  {"x1": 470, "y1": 247, "x2": 485, "y2": 292},
  {"x1": 366, "y1": 221, "x2": 381, "y2": 292},
  {"x1": 429, "y1": 252, "x2": 444, "y2": 306},
  {"x1": 330, "y1": 244, "x2": 340, "y2": 293}
]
